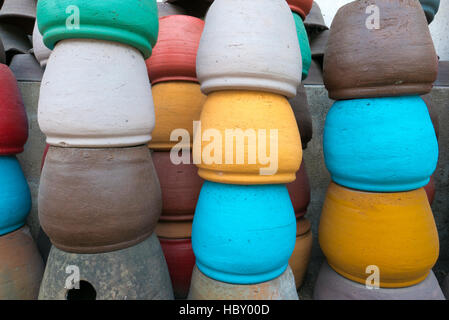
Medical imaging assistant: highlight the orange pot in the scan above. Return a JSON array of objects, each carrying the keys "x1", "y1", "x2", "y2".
[
  {"x1": 287, "y1": 0, "x2": 313, "y2": 20},
  {"x1": 156, "y1": 220, "x2": 192, "y2": 239},
  {"x1": 289, "y1": 217, "x2": 313, "y2": 288}
]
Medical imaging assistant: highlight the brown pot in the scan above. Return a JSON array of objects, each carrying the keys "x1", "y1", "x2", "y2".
[
  {"x1": 38, "y1": 146, "x2": 162, "y2": 254},
  {"x1": 156, "y1": 220, "x2": 192, "y2": 239},
  {"x1": 289, "y1": 84, "x2": 313, "y2": 149},
  {"x1": 0, "y1": 226, "x2": 44, "y2": 300},
  {"x1": 424, "y1": 174, "x2": 435, "y2": 205},
  {"x1": 289, "y1": 217, "x2": 313, "y2": 289},
  {"x1": 188, "y1": 265, "x2": 298, "y2": 300},
  {"x1": 323, "y1": 0, "x2": 438, "y2": 100},
  {"x1": 286, "y1": 161, "x2": 310, "y2": 218},
  {"x1": 152, "y1": 151, "x2": 203, "y2": 221}
]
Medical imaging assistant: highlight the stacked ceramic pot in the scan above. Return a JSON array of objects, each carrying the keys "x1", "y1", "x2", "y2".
[
  {"x1": 188, "y1": 0, "x2": 303, "y2": 300},
  {"x1": 0, "y1": 64, "x2": 44, "y2": 300},
  {"x1": 314, "y1": 0, "x2": 443, "y2": 300},
  {"x1": 36, "y1": 0, "x2": 173, "y2": 300},
  {"x1": 145, "y1": 14, "x2": 206, "y2": 300}
]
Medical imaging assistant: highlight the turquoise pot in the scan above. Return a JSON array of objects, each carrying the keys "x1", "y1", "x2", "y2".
[
  {"x1": 0, "y1": 156, "x2": 31, "y2": 235},
  {"x1": 192, "y1": 182, "x2": 297, "y2": 284},
  {"x1": 324, "y1": 96, "x2": 438, "y2": 192},
  {"x1": 293, "y1": 12, "x2": 311, "y2": 81},
  {"x1": 420, "y1": 0, "x2": 440, "y2": 24},
  {"x1": 37, "y1": 0, "x2": 159, "y2": 59}
]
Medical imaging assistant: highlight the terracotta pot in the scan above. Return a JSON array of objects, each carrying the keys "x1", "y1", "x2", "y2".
[
  {"x1": 289, "y1": 84, "x2": 313, "y2": 149},
  {"x1": 0, "y1": 0, "x2": 36, "y2": 34},
  {"x1": 149, "y1": 81, "x2": 206, "y2": 151},
  {"x1": 286, "y1": 161, "x2": 310, "y2": 218},
  {"x1": 196, "y1": 91, "x2": 302, "y2": 185},
  {"x1": 289, "y1": 217, "x2": 312, "y2": 288},
  {"x1": 424, "y1": 174, "x2": 436, "y2": 205},
  {"x1": 37, "y1": 0, "x2": 158, "y2": 59},
  {"x1": 152, "y1": 151, "x2": 203, "y2": 220},
  {"x1": 304, "y1": 1, "x2": 328, "y2": 31},
  {"x1": 9, "y1": 53, "x2": 43, "y2": 82},
  {"x1": 0, "y1": 226, "x2": 44, "y2": 300},
  {"x1": 192, "y1": 182, "x2": 296, "y2": 284},
  {"x1": 0, "y1": 64, "x2": 28, "y2": 154},
  {"x1": 40, "y1": 144, "x2": 49, "y2": 171},
  {"x1": 156, "y1": 220, "x2": 192, "y2": 239},
  {"x1": 324, "y1": 96, "x2": 438, "y2": 192},
  {"x1": 159, "y1": 237, "x2": 195, "y2": 299},
  {"x1": 319, "y1": 183, "x2": 439, "y2": 288},
  {"x1": 39, "y1": 233, "x2": 174, "y2": 300},
  {"x1": 196, "y1": 0, "x2": 301, "y2": 98},
  {"x1": 287, "y1": 0, "x2": 313, "y2": 20},
  {"x1": 422, "y1": 94, "x2": 439, "y2": 140},
  {"x1": 420, "y1": 0, "x2": 440, "y2": 24},
  {"x1": 314, "y1": 261, "x2": 445, "y2": 300},
  {"x1": 188, "y1": 265, "x2": 298, "y2": 300},
  {"x1": 0, "y1": 156, "x2": 31, "y2": 235},
  {"x1": 38, "y1": 39, "x2": 155, "y2": 147},
  {"x1": 146, "y1": 15, "x2": 204, "y2": 84},
  {"x1": 323, "y1": 0, "x2": 438, "y2": 99},
  {"x1": 32, "y1": 21, "x2": 51, "y2": 68},
  {"x1": 293, "y1": 12, "x2": 311, "y2": 80},
  {"x1": 157, "y1": 2, "x2": 186, "y2": 17},
  {"x1": 38, "y1": 146, "x2": 162, "y2": 254}
]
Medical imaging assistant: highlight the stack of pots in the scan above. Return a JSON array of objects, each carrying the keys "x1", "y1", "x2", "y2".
[
  {"x1": 36, "y1": 0, "x2": 173, "y2": 300},
  {"x1": 0, "y1": 64, "x2": 44, "y2": 299},
  {"x1": 314, "y1": 0, "x2": 443, "y2": 300},
  {"x1": 188, "y1": 0, "x2": 303, "y2": 300},
  {"x1": 145, "y1": 14, "x2": 206, "y2": 299}
]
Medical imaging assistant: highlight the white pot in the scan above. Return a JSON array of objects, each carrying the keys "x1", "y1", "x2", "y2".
[
  {"x1": 32, "y1": 21, "x2": 51, "y2": 68},
  {"x1": 196, "y1": 0, "x2": 301, "y2": 98},
  {"x1": 38, "y1": 39, "x2": 155, "y2": 147}
]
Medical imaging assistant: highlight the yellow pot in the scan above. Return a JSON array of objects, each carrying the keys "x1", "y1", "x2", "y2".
[
  {"x1": 148, "y1": 81, "x2": 206, "y2": 151},
  {"x1": 195, "y1": 91, "x2": 302, "y2": 184},
  {"x1": 289, "y1": 217, "x2": 313, "y2": 289},
  {"x1": 319, "y1": 183, "x2": 439, "y2": 288}
]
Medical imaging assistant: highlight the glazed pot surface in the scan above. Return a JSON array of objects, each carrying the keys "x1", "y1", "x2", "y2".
[
  {"x1": 319, "y1": 183, "x2": 439, "y2": 288},
  {"x1": 38, "y1": 146, "x2": 162, "y2": 254}
]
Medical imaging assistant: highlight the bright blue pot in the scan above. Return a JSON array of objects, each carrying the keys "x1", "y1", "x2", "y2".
[
  {"x1": 192, "y1": 182, "x2": 296, "y2": 284},
  {"x1": 0, "y1": 156, "x2": 31, "y2": 235},
  {"x1": 324, "y1": 96, "x2": 438, "y2": 192}
]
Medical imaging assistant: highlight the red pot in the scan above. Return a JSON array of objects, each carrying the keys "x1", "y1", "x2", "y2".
[
  {"x1": 159, "y1": 237, "x2": 195, "y2": 299},
  {"x1": 287, "y1": 0, "x2": 313, "y2": 20},
  {"x1": 424, "y1": 175, "x2": 435, "y2": 205},
  {"x1": 146, "y1": 15, "x2": 204, "y2": 85},
  {"x1": 152, "y1": 151, "x2": 203, "y2": 221},
  {"x1": 287, "y1": 161, "x2": 310, "y2": 218},
  {"x1": 40, "y1": 144, "x2": 49, "y2": 171},
  {"x1": 0, "y1": 64, "x2": 28, "y2": 154}
]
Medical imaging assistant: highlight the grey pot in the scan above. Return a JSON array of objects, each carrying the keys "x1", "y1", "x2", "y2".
[
  {"x1": 0, "y1": 23, "x2": 31, "y2": 63},
  {"x1": 304, "y1": 2, "x2": 328, "y2": 32},
  {"x1": 0, "y1": 0, "x2": 36, "y2": 34},
  {"x1": 9, "y1": 53, "x2": 43, "y2": 81}
]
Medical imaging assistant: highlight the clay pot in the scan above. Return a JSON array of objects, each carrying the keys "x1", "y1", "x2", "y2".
[
  {"x1": 310, "y1": 29, "x2": 329, "y2": 59},
  {"x1": 304, "y1": 1, "x2": 328, "y2": 31},
  {"x1": 149, "y1": 82, "x2": 206, "y2": 151},
  {"x1": 324, "y1": 96, "x2": 438, "y2": 192},
  {"x1": 420, "y1": 0, "x2": 440, "y2": 24},
  {"x1": 287, "y1": 0, "x2": 313, "y2": 20},
  {"x1": 152, "y1": 151, "x2": 203, "y2": 220},
  {"x1": 146, "y1": 15, "x2": 204, "y2": 84},
  {"x1": 286, "y1": 161, "x2": 310, "y2": 218},
  {"x1": 303, "y1": 59, "x2": 323, "y2": 85},
  {"x1": 0, "y1": 227, "x2": 44, "y2": 300},
  {"x1": 9, "y1": 53, "x2": 43, "y2": 82},
  {"x1": 160, "y1": 237, "x2": 195, "y2": 299},
  {"x1": 289, "y1": 217, "x2": 312, "y2": 289},
  {"x1": 39, "y1": 233, "x2": 174, "y2": 300},
  {"x1": 37, "y1": 0, "x2": 158, "y2": 59},
  {"x1": 0, "y1": 37, "x2": 5, "y2": 64},
  {"x1": 0, "y1": 156, "x2": 31, "y2": 235},
  {"x1": 0, "y1": 0, "x2": 36, "y2": 34},
  {"x1": 319, "y1": 183, "x2": 439, "y2": 288},
  {"x1": 196, "y1": 0, "x2": 301, "y2": 98},
  {"x1": 323, "y1": 0, "x2": 438, "y2": 99},
  {"x1": 424, "y1": 174, "x2": 436, "y2": 205},
  {"x1": 188, "y1": 265, "x2": 298, "y2": 300},
  {"x1": 156, "y1": 220, "x2": 192, "y2": 239},
  {"x1": 293, "y1": 12, "x2": 311, "y2": 80},
  {"x1": 422, "y1": 94, "x2": 440, "y2": 140},
  {"x1": 196, "y1": 91, "x2": 302, "y2": 185},
  {"x1": 314, "y1": 261, "x2": 445, "y2": 300},
  {"x1": 157, "y1": 2, "x2": 186, "y2": 17},
  {"x1": 289, "y1": 84, "x2": 313, "y2": 149},
  {"x1": 0, "y1": 23, "x2": 31, "y2": 63},
  {"x1": 0, "y1": 64, "x2": 28, "y2": 154},
  {"x1": 38, "y1": 146, "x2": 162, "y2": 254},
  {"x1": 40, "y1": 144, "x2": 49, "y2": 171},
  {"x1": 38, "y1": 39, "x2": 155, "y2": 147},
  {"x1": 192, "y1": 182, "x2": 296, "y2": 284},
  {"x1": 32, "y1": 21, "x2": 51, "y2": 68}
]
